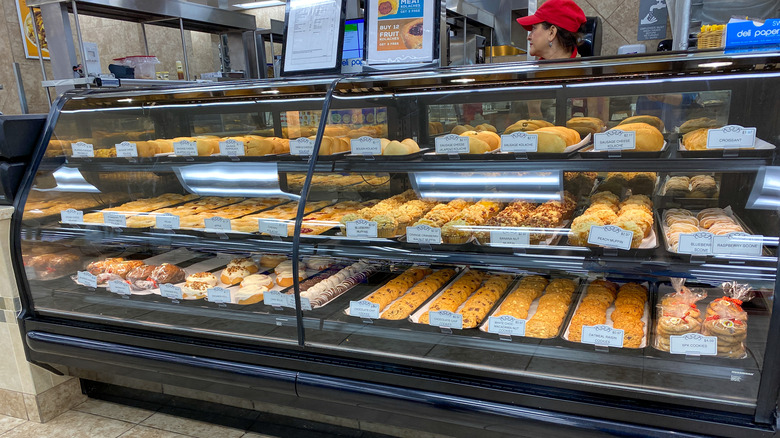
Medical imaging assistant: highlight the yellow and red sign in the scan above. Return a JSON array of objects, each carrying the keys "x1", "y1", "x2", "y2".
[{"x1": 16, "y1": 0, "x2": 49, "y2": 60}]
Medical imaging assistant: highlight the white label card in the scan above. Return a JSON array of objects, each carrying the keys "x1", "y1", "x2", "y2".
[
  {"x1": 500, "y1": 132, "x2": 538, "y2": 153},
  {"x1": 290, "y1": 138, "x2": 315, "y2": 156},
  {"x1": 219, "y1": 139, "x2": 245, "y2": 156},
  {"x1": 108, "y1": 280, "x2": 131, "y2": 295},
  {"x1": 349, "y1": 300, "x2": 380, "y2": 319},
  {"x1": 77, "y1": 271, "x2": 97, "y2": 288},
  {"x1": 346, "y1": 220, "x2": 378, "y2": 238},
  {"x1": 435, "y1": 134, "x2": 470, "y2": 154},
  {"x1": 406, "y1": 225, "x2": 441, "y2": 244},
  {"x1": 102, "y1": 212, "x2": 126, "y2": 227},
  {"x1": 300, "y1": 297, "x2": 312, "y2": 311},
  {"x1": 207, "y1": 287, "x2": 232, "y2": 304},
  {"x1": 429, "y1": 310, "x2": 463, "y2": 329},
  {"x1": 160, "y1": 283, "x2": 183, "y2": 300},
  {"x1": 581, "y1": 324, "x2": 624, "y2": 348},
  {"x1": 488, "y1": 315, "x2": 526, "y2": 336},
  {"x1": 115, "y1": 141, "x2": 138, "y2": 157},
  {"x1": 204, "y1": 217, "x2": 232, "y2": 232},
  {"x1": 712, "y1": 232, "x2": 763, "y2": 256},
  {"x1": 490, "y1": 228, "x2": 531, "y2": 247},
  {"x1": 593, "y1": 130, "x2": 636, "y2": 151},
  {"x1": 706, "y1": 125, "x2": 756, "y2": 149},
  {"x1": 264, "y1": 290, "x2": 295, "y2": 308},
  {"x1": 258, "y1": 219, "x2": 289, "y2": 237},
  {"x1": 173, "y1": 140, "x2": 198, "y2": 156},
  {"x1": 350, "y1": 136, "x2": 382, "y2": 155},
  {"x1": 156, "y1": 214, "x2": 180, "y2": 230},
  {"x1": 677, "y1": 232, "x2": 714, "y2": 255},
  {"x1": 60, "y1": 209, "x2": 83, "y2": 224},
  {"x1": 70, "y1": 141, "x2": 94, "y2": 157},
  {"x1": 587, "y1": 225, "x2": 633, "y2": 250},
  {"x1": 669, "y1": 333, "x2": 717, "y2": 355}
]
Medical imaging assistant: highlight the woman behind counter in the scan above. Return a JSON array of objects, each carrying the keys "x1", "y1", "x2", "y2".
[{"x1": 517, "y1": 0, "x2": 587, "y2": 60}]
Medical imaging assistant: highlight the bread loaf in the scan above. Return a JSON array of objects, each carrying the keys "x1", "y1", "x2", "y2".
[
  {"x1": 610, "y1": 123, "x2": 664, "y2": 151},
  {"x1": 534, "y1": 126, "x2": 581, "y2": 146},
  {"x1": 527, "y1": 130, "x2": 566, "y2": 153},
  {"x1": 504, "y1": 119, "x2": 554, "y2": 134},
  {"x1": 566, "y1": 117, "x2": 605, "y2": 137},
  {"x1": 619, "y1": 115, "x2": 664, "y2": 132}
]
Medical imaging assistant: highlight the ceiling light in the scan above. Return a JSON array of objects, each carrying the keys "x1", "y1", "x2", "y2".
[{"x1": 234, "y1": 1, "x2": 285, "y2": 9}]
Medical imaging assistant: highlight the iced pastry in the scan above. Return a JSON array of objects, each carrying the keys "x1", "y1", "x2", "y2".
[
  {"x1": 300, "y1": 261, "x2": 377, "y2": 307},
  {"x1": 183, "y1": 272, "x2": 218, "y2": 299},
  {"x1": 241, "y1": 274, "x2": 273, "y2": 289}
]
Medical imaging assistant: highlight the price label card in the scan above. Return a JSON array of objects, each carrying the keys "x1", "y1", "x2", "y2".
[
  {"x1": 290, "y1": 138, "x2": 315, "y2": 156},
  {"x1": 429, "y1": 310, "x2": 463, "y2": 329},
  {"x1": 300, "y1": 297, "x2": 312, "y2": 311},
  {"x1": 587, "y1": 225, "x2": 634, "y2": 250},
  {"x1": 349, "y1": 300, "x2": 380, "y2": 319},
  {"x1": 258, "y1": 219, "x2": 289, "y2": 237},
  {"x1": 350, "y1": 136, "x2": 382, "y2": 155},
  {"x1": 706, "y1": 125, "x2": 756, "y2": 149},
  {"x1": 593, "y1": 130, "x2": 636, "y2": 151},
  {"x1": 264, "y1": 290, "x2": 294, "y2": 308},
  {"x1": 677, "y1": 232, "x2": 714, "y2": 255},
  {"x1": 669, "y1": 333, "x2": 717, "y2": 355},
  {"x1": 500, "y1": 132, "x2": 538, "y2": 153},
  {"x1": 108, "y1": 280, "x2": 132, "y2": 295},
  {"x1": 219, "y1": 139, "x2": 245, "y2": 156},
  {"x1": 712, "y1": 232, "x2": 763, "y2": 256},
  {"x1": 488, "y1": 315, "x2": 526, "y2": 336},
  {"x1": 207, "y1": 287, "x2": 232, "y2": 304},
  {"x1": 406, "y1": 225, "x2": 441, "y2": 244},
  {"x1": 60, "y1": 209, "x2": 83, "y2": 224},
  {"x1": 115, "y1": 141, "x2": 138, "y2": 157},
  {"x1": 70, "y1": 141, "x2": 94, "y2": 157},
  {"x1": 204, "y1": 217, "x2": 232, "y2": 232},
  {"x1": 160, "y1": 283, "x2": 183, "y2": 300},
  {"x1": 346, "y1": 220, "x2": 378, "y2": 238},
  {"x1": 24, "y1": 266, "x2": 37, "y2": 280},
  {"x1": 156, "y1": 214, "x2": 180, "y2": 230},
  {"x1": 581, "y1": 324, "x2": 624, "y2": 348},
  {"x1": 77, "y1": 271, "x2": 97, "y2": 288},
  {"x1": 490, "y1": 228, "x2": 531, "y2": 247},
  {"x1": 103, "y1": 212, "x2": 126, "y2": 227},
  {"x1": 435, "y1": 134, "x2": 470, "y2": 154},
  {"x1": 173, "y1": 140, "x2": 198, "y2": 156}
]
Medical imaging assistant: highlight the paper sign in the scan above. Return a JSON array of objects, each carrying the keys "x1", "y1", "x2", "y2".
[
  {"x1": 712, "y1": 232, "x2": 763, "y2": 256},
  {"x1": 290, "y1": 138, "x2": 315, "y2": 156},
  {"x1": 301, "y1": 297, "x2": 312, "y2": 311},
  {"x1": 349, "y1": 300, "x2": 380, "y2": 319},
  {"x1": 351, "y1": 136, "x2": 382, "y2": 155},
  {"x1": 70, "y1": 142, "x2": 94, "y2": 157},
  {"x1": 594, "y1": 130, "x2": 636, "y2": 151},
  {"x1": 670, "y1": 333, "x2": 717, "y2": 355},
  {"x1": 725, "y1": 19, "x2": 780, "y2": 49},
  {"x1": 156, "y1": 214, "x2": 180, "y2": 230},
  {"x1": 264, "y1": 290, "x2": 294, "y2": 308},
  {"x1": 501, "y1": 132, "x2": 538, "y2": 153},
  {"x1": 115, "y1": 141, "x2": 138, "y2": 157},
  {"x1": 160, "y1": 283, "x2": 183, "y2": 300},
  {"x1": 367, "y1": 0, "x2": 436, "y2": 65},
  {"x1": 173, "y1": 140, "x2": 198, "y2": 156},
  {"x1": 219, "y1": 139, "x2": 245, "y2": 156},
  {"x1": 346, "y1": 219, "x2": 378, "y2": 238},
  {"x1": 103, "y1": 212, "x2": 126, "y2": 227},
  {"x1": 406, "y1": 225, "x2": 441, "y2": 244},
  {"x1": 488, "y1": 315, "x2": 526, "y2": 336},
  {"x1": 207, "y1": 287, "x2": 232, "y2": 304},
  {"x1": 587, "y1": 225, "x2": 634, "y2": 250},
  {"x1": 435, "y1": 134, "x2": 470, "y2": 154},
  {"x1": 108, "y1": 280, "x2": 131, "y2": 295},
  {"x1": 706, "y1": 125, "x2": 756, "y2": 149},
  {"x1": 204, "y1": 217, "x2": 232, "y2": 232},
  {"x1": 490, "y1": 228, "x2": 531, "y2": 247},
  {"x1": 581, "y1": 324, "x2": 624, "y2": 348},
  {"x1": 677, "y1": 232, "x2": 714, "y2": 255},
  {"x1": 429, "y1": 310, "x2": 463, "y2": 329},
  {"x1": 77, "y1": 271, "x2": 97, "y2": 288},
  {"x1": 60, "y1": 209, "x2": 83, "y2": 224},
  {"x1": 259, "y1": 219, "x2": 289, "y2": 237}
]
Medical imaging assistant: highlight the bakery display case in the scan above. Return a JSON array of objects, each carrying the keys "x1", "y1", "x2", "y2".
[{"x1": 13, "y1": 51, "x2": 780, "y2": 437}]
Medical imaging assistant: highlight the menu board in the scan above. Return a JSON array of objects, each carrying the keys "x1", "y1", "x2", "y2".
[
  {"x1": 282, "y1": 0, "x2": 347, "y2": 75},
  {"x1": 367, "y1": 0, "x2": 437, "y2": 65}
]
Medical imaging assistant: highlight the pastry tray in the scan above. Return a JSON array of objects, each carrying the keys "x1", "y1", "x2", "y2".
[
  {"x1": 579, "y1": 140, "x2": 669, "y2": 159},
  {"x1": 678, "y1": 137, "x2": 775, "y2": 158},
  {"x1": 471, "y1": 220, "x2": 571, "y2": 248},
  {"x1": 492, "y1": 134, "x2": 591, "y2": 160},
  {"x1": 276, "y1": 151, "x2": 349, "y2": 161},
  {"x1": 344, "y1": 148, "x2": 430, "y2": 161},
  {"x1": 563, "y1": 222, "x2": 659, "y2": 255},
  {"x1": 561, "y1": 279, "x2": 651, "y2": 349},
  {"x1": 422, "y1": 149, "x2": 501, "y2": 161},
  {"x1": 656, "y1": 174, "x2": 720, "y2": 200}
]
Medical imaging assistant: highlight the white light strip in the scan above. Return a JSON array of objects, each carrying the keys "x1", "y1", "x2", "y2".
[{"x1": 234, "y1": 1, "x2": 285, "y2": 9}]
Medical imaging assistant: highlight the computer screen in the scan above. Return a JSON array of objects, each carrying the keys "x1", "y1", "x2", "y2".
[{"x1": 343, "y1": 19, "x2": 364, "y2": 60}]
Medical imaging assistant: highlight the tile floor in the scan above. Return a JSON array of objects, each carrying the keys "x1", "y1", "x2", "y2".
[{"x1": 0, "y1": 399, "x2": 274, "y2": 438}]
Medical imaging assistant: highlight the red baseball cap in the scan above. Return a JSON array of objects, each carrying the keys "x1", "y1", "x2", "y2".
[{"x1": 517, "y1": 0, "x2": 586, "y2": 33}]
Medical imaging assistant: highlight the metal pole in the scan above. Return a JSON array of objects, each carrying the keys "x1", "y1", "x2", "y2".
[
  {"x1": 141, "y1": 23, "x2": 149, "y2": 55},
  {"x1": 179, "y1": 18, "x2": 190, "y2": 80},
  {"x1": 29, "y1": 7, "x2": 52, "y2": 108},
  {"x1": 12, "y1": 63, "x2": 28, "y2": 114},
  {"x1": 71, "y1": 0, "x2": 90, "y2": 87}
]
